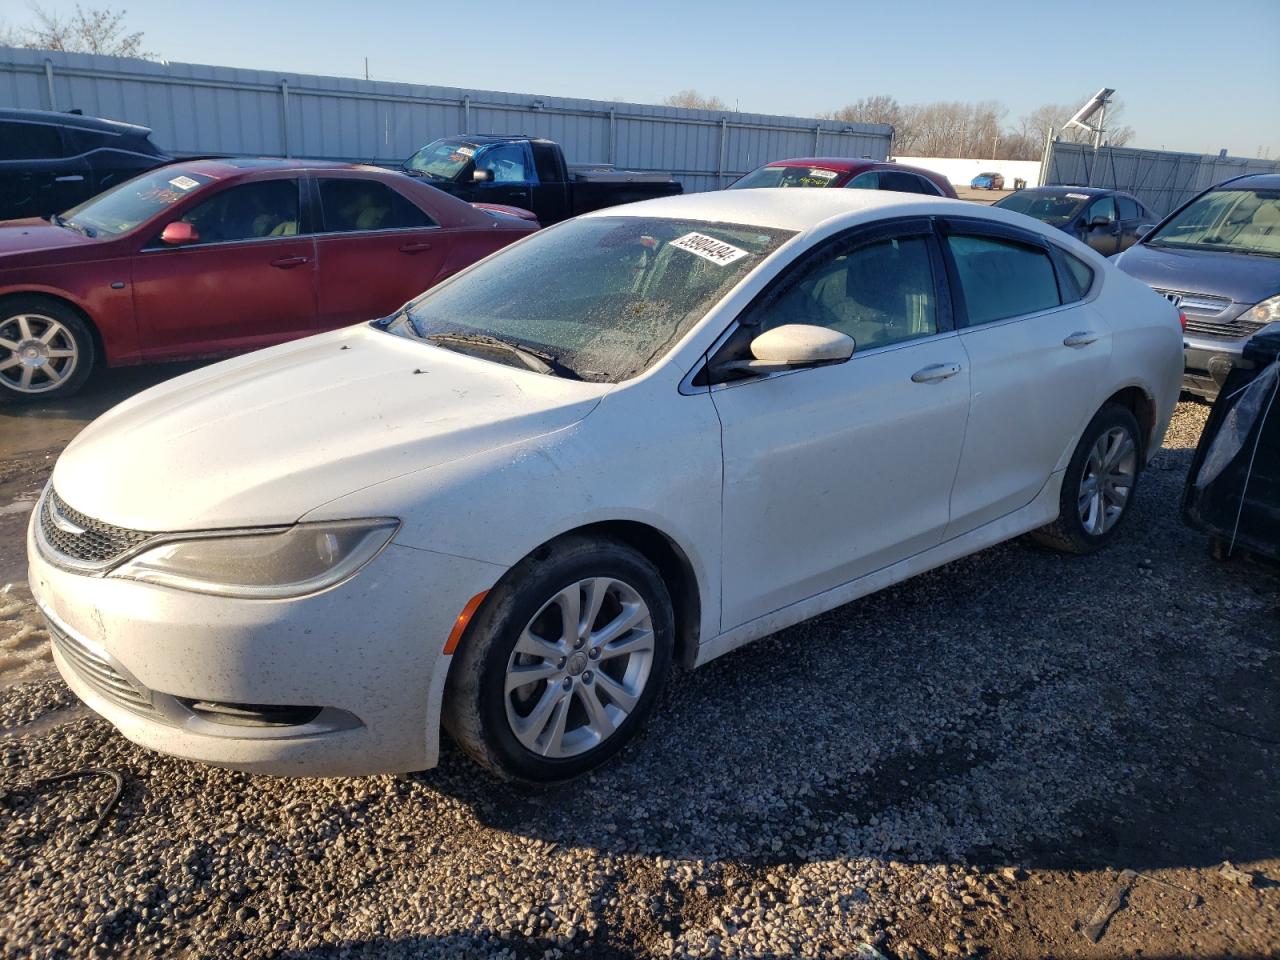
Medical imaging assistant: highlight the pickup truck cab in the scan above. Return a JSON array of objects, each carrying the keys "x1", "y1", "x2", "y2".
[{"x1": 402, "y1": 135, "x2": 682, "y2": 226}]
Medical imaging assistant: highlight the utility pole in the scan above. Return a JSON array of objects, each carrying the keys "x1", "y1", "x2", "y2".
[{"x1": 364, "y1": 57, "x2": 369, "y2": 81}]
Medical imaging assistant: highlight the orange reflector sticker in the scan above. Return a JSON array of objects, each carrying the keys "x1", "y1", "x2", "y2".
[{"x1": 443, "y1": 591, "x2": 488, "y2": 654}]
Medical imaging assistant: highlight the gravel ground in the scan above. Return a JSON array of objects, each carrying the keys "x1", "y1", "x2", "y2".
[{"x1": 1, "y1": 399, "x2": 1278, "y2": 959}]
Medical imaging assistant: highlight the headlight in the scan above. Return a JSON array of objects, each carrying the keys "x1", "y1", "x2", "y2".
[
  {"x1": 1247, "y1": 295, "x2": 1280, "y2": 324},
  {"x1": 110, "y1": 519, "x2": 398, "y2": 598}
]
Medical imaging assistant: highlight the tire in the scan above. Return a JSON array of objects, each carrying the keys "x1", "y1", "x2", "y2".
[
  {"x1": 0, "y1": 296, "x2": 95, "y2": 402},
  {"x1": 443, "y1": 535, "x2": 674, "y2": 783},
  {"x1": 1031, "y1": 403, "x2": 1143, "y2": 555}
]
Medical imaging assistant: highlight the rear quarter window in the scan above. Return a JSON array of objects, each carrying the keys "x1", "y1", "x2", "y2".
[{"x1": 1063, "y1": 252, "x2": 1096, "y2": 299}]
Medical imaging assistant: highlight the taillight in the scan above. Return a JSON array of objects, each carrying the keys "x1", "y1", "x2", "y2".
[{"x1": 1179, "y1": 311, "x2": 1187, "y2": 331}]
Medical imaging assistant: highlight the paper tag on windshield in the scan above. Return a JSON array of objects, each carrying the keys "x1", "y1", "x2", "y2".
[
  {"x1": 669, "y1": 232, "x2": 749, "y2": 266},
  {"x1": 455, "y1": 146, "x2": 476, "y2": 157},
  {"x1": 1066, "y1": 192, "x2": 1090, "y2": 200},
  {"x1": 169, "y1": 175, "x2": 200, "y2": 191},
  {"x1": 809, "y1": 168, "x2": 838, "y2": 180}
]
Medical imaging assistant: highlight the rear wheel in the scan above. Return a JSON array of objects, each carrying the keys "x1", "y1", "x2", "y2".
[
  {"x1": 0, "y1": 297, "x2": 95, "y2": 401},
  {"x1": 443, "y1": 535, "x2": 674, "y2": 783},
  {"x1": 1031, "y1": 403, "x2": 1142, "y2": 554}
]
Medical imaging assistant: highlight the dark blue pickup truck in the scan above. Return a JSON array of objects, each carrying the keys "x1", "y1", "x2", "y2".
[{"x1": 401, "y1": 135, "x2": 682, "y2": 226}]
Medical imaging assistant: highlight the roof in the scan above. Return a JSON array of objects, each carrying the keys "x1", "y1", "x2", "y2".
[
  {"x1": 174, "y1": 157, "x2": 385, "y2": 177},
  {"x1": 581, "y1": 187, "x2": 980, "y2": 233},
  {"x1": 0, "y1": 107, "x2": 152, "y2": 137},
  {"x1": 1218, "y1": 173, "x2": 1280, "y2": 190},
  {"x1": 1024, "y1": 186, "x2": 1110, "y2": 196},
  {"x1": 760, "y1": 157, "x2": 887, "y2": 173}
]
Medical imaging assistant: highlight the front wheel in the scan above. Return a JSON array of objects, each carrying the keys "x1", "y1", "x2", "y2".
[
  {"x1": 1031, "y1": 403, "x2": 1143, "y2": 554},
  {"x1": 0, "y1": 296, "x2": 95, "y2": 401},
  {"x1": 443, "y1": 536, "x2": 674, "y2": 783}
]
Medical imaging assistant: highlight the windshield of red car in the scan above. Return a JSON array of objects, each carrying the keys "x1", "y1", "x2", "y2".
[
  {"x1": 61, "y1": 167, "x2": 214, "y2": 236},
  {"x1": 1147, "y1": 188, "x2": 1280, "y2": 257},
  {"x1": 995, "y1": 191, "x2": 1089, "y2": 226},
  {"x1": 732, "y1": 166, "x2": 843, "y2": 189},
  {"x1": 403, "y1": 139, "x2": 479, "y2": 181},
  {"x1": 391, "y1": 216, "x2": 794, "y2": 382}
]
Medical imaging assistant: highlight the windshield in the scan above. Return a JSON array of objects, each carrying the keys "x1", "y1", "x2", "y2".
[
  {"x1": 392, "y1": 216, "x2": 793, "y2": 382},
  {"x1": 995, "y1": 190, "x2": 1090, "y2": 226},
  {"x1": 731, "y1": 166, "x2": 843, "y2": 189},
  {"x1": 60, "y1": 167, "x2": 213, "y2": 237},
  {"x1": 1147, "y1": 187, "x2": 1280, "y2": 257},
  {"x1": 403, "y1": 138, "x2": 478, "y2": 181}
]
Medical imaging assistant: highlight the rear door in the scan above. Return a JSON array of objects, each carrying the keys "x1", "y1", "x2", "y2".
[
  {"x1": 940, "y1": 219, "x2": 1111, "y2": 538},
  {"x1": 0, "y1": 119, "x2": 89, "y2": 220},
  {"x1": 131, "y1": 175, "x2": 317, "y2": 358},
  {"x1": 313, "y1": 175, "x2": 449, "y2": 328}
]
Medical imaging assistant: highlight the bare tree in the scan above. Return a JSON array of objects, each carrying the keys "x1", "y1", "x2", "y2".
[
  {"x1": 17, "y1": 4, "x2": 151, "y2": 58},
  {"x1": 663, "y1": 90, "x2": 729, "y2": 112}
]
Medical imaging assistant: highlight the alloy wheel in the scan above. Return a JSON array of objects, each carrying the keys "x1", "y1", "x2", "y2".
[
  {"x1": 504, "y1": 576, "x2": 655, "y2": 758},
  {"x1": 0, "y1": 313, "x2": 80, "y2": 395},
  {"x1": 1078, "y1": 425, "x2": 1137, "y2": 536}
]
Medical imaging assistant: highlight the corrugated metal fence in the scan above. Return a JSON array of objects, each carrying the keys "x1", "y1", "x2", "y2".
[
  {"x1": 1044, "y1": 141, "x2": 1280, "y2": 217},
  {"x1": 0, "y1": 46, "x2": 893, "y2": 193}
]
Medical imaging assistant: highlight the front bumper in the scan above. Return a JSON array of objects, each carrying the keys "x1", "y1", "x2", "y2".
[
  {"x1": 27, "y1": 516, "x2": 501, "y2": 776},
  {"x1": 1183, "y1": 333, "x2": 1245, "y2": 401}
]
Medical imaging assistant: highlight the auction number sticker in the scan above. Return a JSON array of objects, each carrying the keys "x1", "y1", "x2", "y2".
[
  {"x1": 1066, "y1": 192, "x2": 1090, "y2": 200},
  {"x1": 455, "y1": 146, "x2": 476, "y2": 157},
  {"x1": 808, "y1": 168, "x2": 838, "y2": 180},
  {"x1": 169, "y1": 175, "x2": 201, "y2": 191},
  {"x1": 669, "y1": 232, "x2": 749, "y2": 266}
]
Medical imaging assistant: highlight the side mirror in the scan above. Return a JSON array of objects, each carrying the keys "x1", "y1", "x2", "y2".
[
  {"x1": 472, "y1": 168, "x2": 493, "y2": 183},
  {"x1": 160, "y1": 221, "x2": 199, "y2": 245},
  {"x1": 712, "y1": 324, "x2": 855, "y2": 379},
  {"x1": 1136, "y1": 223, "x2": 1154, "y2": 239},
  {"x1": 1089, "y1": 214, "x2": 1112, "y2": 228}
]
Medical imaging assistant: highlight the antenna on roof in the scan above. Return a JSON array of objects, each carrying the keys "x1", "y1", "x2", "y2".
[{"x1": 1064, "y1": 87, "x2": 1115, "y2": 150}]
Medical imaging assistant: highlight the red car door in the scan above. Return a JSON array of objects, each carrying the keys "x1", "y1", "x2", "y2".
[
  {"x1": 312, "y1": 175, "x2": 450, "y2": 328},
  {"x1": 131, "y1": 175, "x2": 317, "y2": 359}
]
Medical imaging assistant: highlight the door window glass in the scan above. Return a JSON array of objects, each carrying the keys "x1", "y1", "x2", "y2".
[
  {"x1": 947, "y1": 235, "x2": 1061, "y2": 324},
  {"x1": 1087, "y1": 196, "x2": 1118, "y2": 223},
  {"x1": 755, "y1": 235, "x2": 938, "y2": 351},
  {"x1": 1116, "y1": 196, "x2": 1140, "y2": 219},
  {"x1": 475, "y1": 143, "x2": 530, "y2": 183},
  {"x1": 846, "y1": 171, "x2": 881, "y2": 190},
  {"x1": 319, "y1": 179, "x2": 434, "y2": 232},
  {"x1": 0, "y1": 121, "x2": 64, "y2": 161},
  {"x1": 1063, "y1": 253, "x2": 1095, "y2": 300},
  {"x1": 180, "y1": 179, "x2": 301, "y2": 244},
  {"x1": 880, "y1": 172, "x2": 935, "y2": 195}
]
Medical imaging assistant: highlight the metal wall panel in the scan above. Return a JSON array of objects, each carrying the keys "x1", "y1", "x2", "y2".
[
  {"x1": 1045, "y1": 142, "x2": 1280, "y2": 217},
  {"x1": 0, "y1": 46, "x2": 892, "y2": 192}
]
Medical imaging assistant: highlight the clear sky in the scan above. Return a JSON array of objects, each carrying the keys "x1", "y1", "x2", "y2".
[{"x1": 16, "y1": 0, "x2": 1280, "y2": 157}]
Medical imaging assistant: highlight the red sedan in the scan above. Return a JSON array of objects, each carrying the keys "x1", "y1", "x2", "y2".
[
  {"x1": 0, "y1": 158, "x2": 537, "y2": 399},
  {"x1": 729, "y1": 157, "x2": 958, "y2": 198}
]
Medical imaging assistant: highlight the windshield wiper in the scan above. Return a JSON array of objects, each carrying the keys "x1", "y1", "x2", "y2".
[
  {"x1": 424, "y1": 332, "x2": 581, "y2": 379},
  {"x1": 51, "y1": 213, "x2": 95, "y2": 237}
]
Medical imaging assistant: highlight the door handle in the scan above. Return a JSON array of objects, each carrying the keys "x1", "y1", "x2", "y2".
[
  {"x1": 1063, "y1": 331, "x2": 1099, "y2": 348},
  {"x1": 55, "y1": 175, "x2": 85, "y2": 182},
  {"x1": 398, "y1": 241, "x2": 433, "y2": 254},
  {"x1": 270, "y1": 256, "x2": 311, "y2": 269},
  {"x1": 911, "y1": 362, "x2": 962, "y2": 383}
]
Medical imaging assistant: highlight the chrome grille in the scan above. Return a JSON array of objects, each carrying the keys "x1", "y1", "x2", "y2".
[
  {"x1": 39, "y1": 489, "x2": 154, "y2": 565},
  {"x1": 47, "y1": 616, "x2": 158, "y2": 717},
  {"x1": 1153, "y1": 287, "x2": 1259, "y2": 342}
]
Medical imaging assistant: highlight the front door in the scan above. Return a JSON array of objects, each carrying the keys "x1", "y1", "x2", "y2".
[
  {"x1": 312, "y1": 176, "x2": 450, "y2": 328},
  {"x1": 472, "y1": 141, "x2": 535, "y2": 212},
  {"x1": 710, "y1": 223, "x2": 971, "y2": 630},
  {"x1": 132, "y1": 176, "x2": 317, "y2": 359},
  {"x1": 941, "y1": 225, "x2": 1112, "y2": 538}
]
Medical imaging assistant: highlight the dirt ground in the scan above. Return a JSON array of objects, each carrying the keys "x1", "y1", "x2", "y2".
[{"x1": 1, "y1": 365, "x2": 1277, "y2": 960}]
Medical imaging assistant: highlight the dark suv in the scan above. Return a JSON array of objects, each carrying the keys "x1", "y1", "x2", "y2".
[
  {"x1": 0, "y1": 109, "x2": 170, "y2": 222},
  {"x1": 1116, "y1": 173, "x2": 1280, "y2": 400}
]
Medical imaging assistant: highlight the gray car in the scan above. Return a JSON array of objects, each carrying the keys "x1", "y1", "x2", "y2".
[
  {"x1": 995, "y1": 186, "x2": 1158, "y2": 257},
  {"x1": 1116, "y1": 173, "x2": 1280, "y2": 400}
]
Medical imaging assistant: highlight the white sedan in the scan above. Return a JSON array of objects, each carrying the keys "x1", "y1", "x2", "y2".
[{"x1": 28, "y1": 189, "x2": 1183, "y2": 782}]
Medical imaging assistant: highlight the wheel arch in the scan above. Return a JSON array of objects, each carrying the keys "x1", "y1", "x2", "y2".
[
  {"x1": 0, "y1": 289, "x2": 107, "y2": 369},
  {"x1": 1101, "y1": 384, "x2": 1157, "y2": 461}
]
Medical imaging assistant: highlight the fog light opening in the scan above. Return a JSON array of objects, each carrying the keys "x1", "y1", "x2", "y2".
[{"x1": 177, "y1": 699, "x2": 323, "y2": 728}]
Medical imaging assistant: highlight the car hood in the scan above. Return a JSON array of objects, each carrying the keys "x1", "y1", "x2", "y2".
[
  {"x1": 52, "y1": 325, "x2": 609, "y2": 531},
  {"x1": 1116, "y1": 242, "x2": 1280, "y2": 304},
  {"x1": 0, "y1": 218, "x2": 97, "y2": 256}
]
